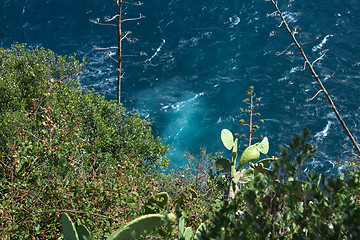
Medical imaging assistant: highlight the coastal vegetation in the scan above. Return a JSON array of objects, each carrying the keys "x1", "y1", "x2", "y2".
[{"x1": 1, "y1": 44, "x2": 360, "y2": 239}]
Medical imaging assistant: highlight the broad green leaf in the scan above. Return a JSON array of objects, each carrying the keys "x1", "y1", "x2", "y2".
[
  {"x1": 61, "y1": 213, "x2": 79, "y2": 240},
  {"x1": 215, "y1": 158, "x2": 231, "y2": 173},
  {"x1": 233, "y1": 171, "x2": 242, "y2": 184},
  {"x1": 233, "y1": 168, "x2": 255, "y2": 184},
  {"x1": 77, "y1": 224, "x2": 92, "y2": 240},
  {"x1": 254, "y1": 167, "x2": 271, "y2": 175},
  {"x1": 237, "y1": 145, "x2": 260, "y2": 171},
  {"x1": 255, "y1": 137, "x2": 269, "y2": 154},
  {"x1": 221, "y1": 129, "x2": 234, "y2": 150},
  {"x1": 184, "y1": 227, "x2": 194, "y2": 240},
  {"x1": 107, "y1": 214, "x2": 166, "y2": 240},
  {"x1": 178, "y1": 216, "x2": 185, "y2": 238}
]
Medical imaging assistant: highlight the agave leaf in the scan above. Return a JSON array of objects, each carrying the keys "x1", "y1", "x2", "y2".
[
  {"x1": 255, "y1": 137, "x2": 269, "y2": 154},
  {"x1": 215, "y1": 158, "x2": 231, "y2": 173},
  {"x1": 221, "y1": 129, "x2": 234, "y2": 150}
]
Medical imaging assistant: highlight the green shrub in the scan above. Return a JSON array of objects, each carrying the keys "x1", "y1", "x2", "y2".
[
  {"x1": 0, "y1": 44, "x2": 170, "y2": 239},
  {"x1": 161, "y1": 148, "x2": 226, "y2": 232},
  {"x1": 0, "y1": 44, "x2": 169, "y2": 177},
  {"x1": 200, "y1": 129, "x2": 360, "y2": 239}
]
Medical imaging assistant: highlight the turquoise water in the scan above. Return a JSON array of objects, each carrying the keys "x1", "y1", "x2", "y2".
[{"x1": 2, "y1": 0, "x2": 360, "y2": 174}]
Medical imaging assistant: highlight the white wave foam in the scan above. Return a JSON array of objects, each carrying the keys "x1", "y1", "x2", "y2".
[
  {"x1": 229, "y1": 15, "x2": 240, "y2": 28},
  {"x1": 161, "y1": 92, "x2": 204, "y2": 112},
  {"x1": 314, "y1": 121, "x2": 332, "y2": 140},
  {"x1": 312, "y1": 34, "x2": 333, "y2": 52},
  {"x1": 145, "y1": 39, "x2": 166, "y2": 62},
  {"x1": 179, "y1": 37, "x2": 200, "y2": 48},
  {"x1": 289, "y1": 66, "x2": 302, "y2": 73},
  {"x1": 282, "y1": 11, "x2": 298, "y2": 23}
]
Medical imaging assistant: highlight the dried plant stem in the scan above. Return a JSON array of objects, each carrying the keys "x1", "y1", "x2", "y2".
[
  {"x1": 91, "y1": 0, "x2": 144, "y2": 105},
  {"x1": 270, "y1": 0, "x2": 360, "y2": 155},
  {"x1": 117, "y1": 0, "x2": 123, "y2": 104},
  {"x1": 34, "y1": 209, "x2": 121, "y2": 222},
  {"x1": 248, "y1": 95, "x2": 254, "y2": 146}
]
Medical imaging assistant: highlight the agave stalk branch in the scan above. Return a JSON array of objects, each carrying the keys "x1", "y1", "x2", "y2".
[{"x1": 270, "y1": 0, "x2": 360, "y2": 155}]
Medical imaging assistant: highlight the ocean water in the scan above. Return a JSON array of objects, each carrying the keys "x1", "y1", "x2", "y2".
[{"x1": 1, "y1": 0, "x2": 360, "y2": 174}]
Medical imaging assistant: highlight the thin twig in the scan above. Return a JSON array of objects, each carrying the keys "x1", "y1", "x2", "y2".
[
  {"x1": 105, "y1": 52, "x2": 119, "y2": 63},
  {"x1": 276, "y1": 43, "x2": 295, "y2": 56},
  {"x1": 121, "y1": 14, "x2": 145, "y2": 23},
  {"x1": 306, "y1": 89, "x2": 323, "y2": 102},
  {"x1": 123, "y1": 1, "x2": 143, "y2": 6},
  {"x1": 93, "y1": 45, "x2": 118, "y2": 50},
  {"x1": 104, "y1": 14, "x2": 119, "y2": 22},
  {"x1": 90, "y1": 18, "x2": 117, "y2": 27},
  {"x1": 328, "y1": 79, "x2": 348, "y2": 94},
  {"x1": 312, "y1": 49, "x2": 329, "y2": 67},
  {"x1": 34, "y1": 209, "x2": 121, "y2": 222}
]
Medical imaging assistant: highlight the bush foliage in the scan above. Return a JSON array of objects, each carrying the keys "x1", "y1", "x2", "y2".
[
  {"x1": 0, "y1": 44, "x2": 170, "y2": 239},
  {"x1": 201, "y1": 129, "x2": 360, "y2": 239}
]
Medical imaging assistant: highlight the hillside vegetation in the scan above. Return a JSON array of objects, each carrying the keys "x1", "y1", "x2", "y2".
[
  {"x1": 0, "y1": 44, "x2": 171, "y2": 238},
  {"x1": 1, "y1": 44, "x2": 360, "y2": 239}
]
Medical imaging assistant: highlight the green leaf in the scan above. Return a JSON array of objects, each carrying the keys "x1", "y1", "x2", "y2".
[
  {"x1": 215, "y1": 158, "x2": 231, "y2": 173},
  {"x1": 77, "y1": 224, "x2": 92, "y2": 240},
  {"x1": 221, "y1": 129, "x2": 234, "y2": 150},
  {"x1": 178, "y1": 216, "x2": 185, "y2": 238},
  {"x1": 107, "y1": 214, "x2": 166, "y2": 240},
  {"x1": 256, "y1": 157, "x2": 278, "y2": 166},
  {"x1": 34, "y1": 223, "x2": 40, "y2": 233},
  {"x1": 237, "y1": 145, "x2": 260, "y2": 171},
  {"x1": 233, "y1": 171, "x2": 242, "y2": 184},
  {"x1": 61, "y1": 213, "x2": 79, "y2": 240},
  {"x1": 254, "y1": 167, "x2": 271, "y2": 175},
  {"x1": 231, "y1": 138, "x2": 238, "y2": 163},
  {"x1": 184, "y1": 227, "x2": 194, "y2": 240},
  {"x1": 195, "y1": 223, "x2": 206, "y2": 239},
  {"x1": 238, "y1": 168, "x2": 254, "y2": 184},
  {"x1": 317, "y1": 174, "x2": 322, "y2": 187},
  {"x1": 189, "y1": 189, "x2": 198, "y2": 199},
  {"x1": 255, "y1": 137, "x2": 269, "y2": 154}
]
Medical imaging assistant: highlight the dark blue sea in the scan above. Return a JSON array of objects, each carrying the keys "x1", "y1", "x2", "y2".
[{"x1": 2, "y1": 0, "x2": 360, "y2": 175}]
